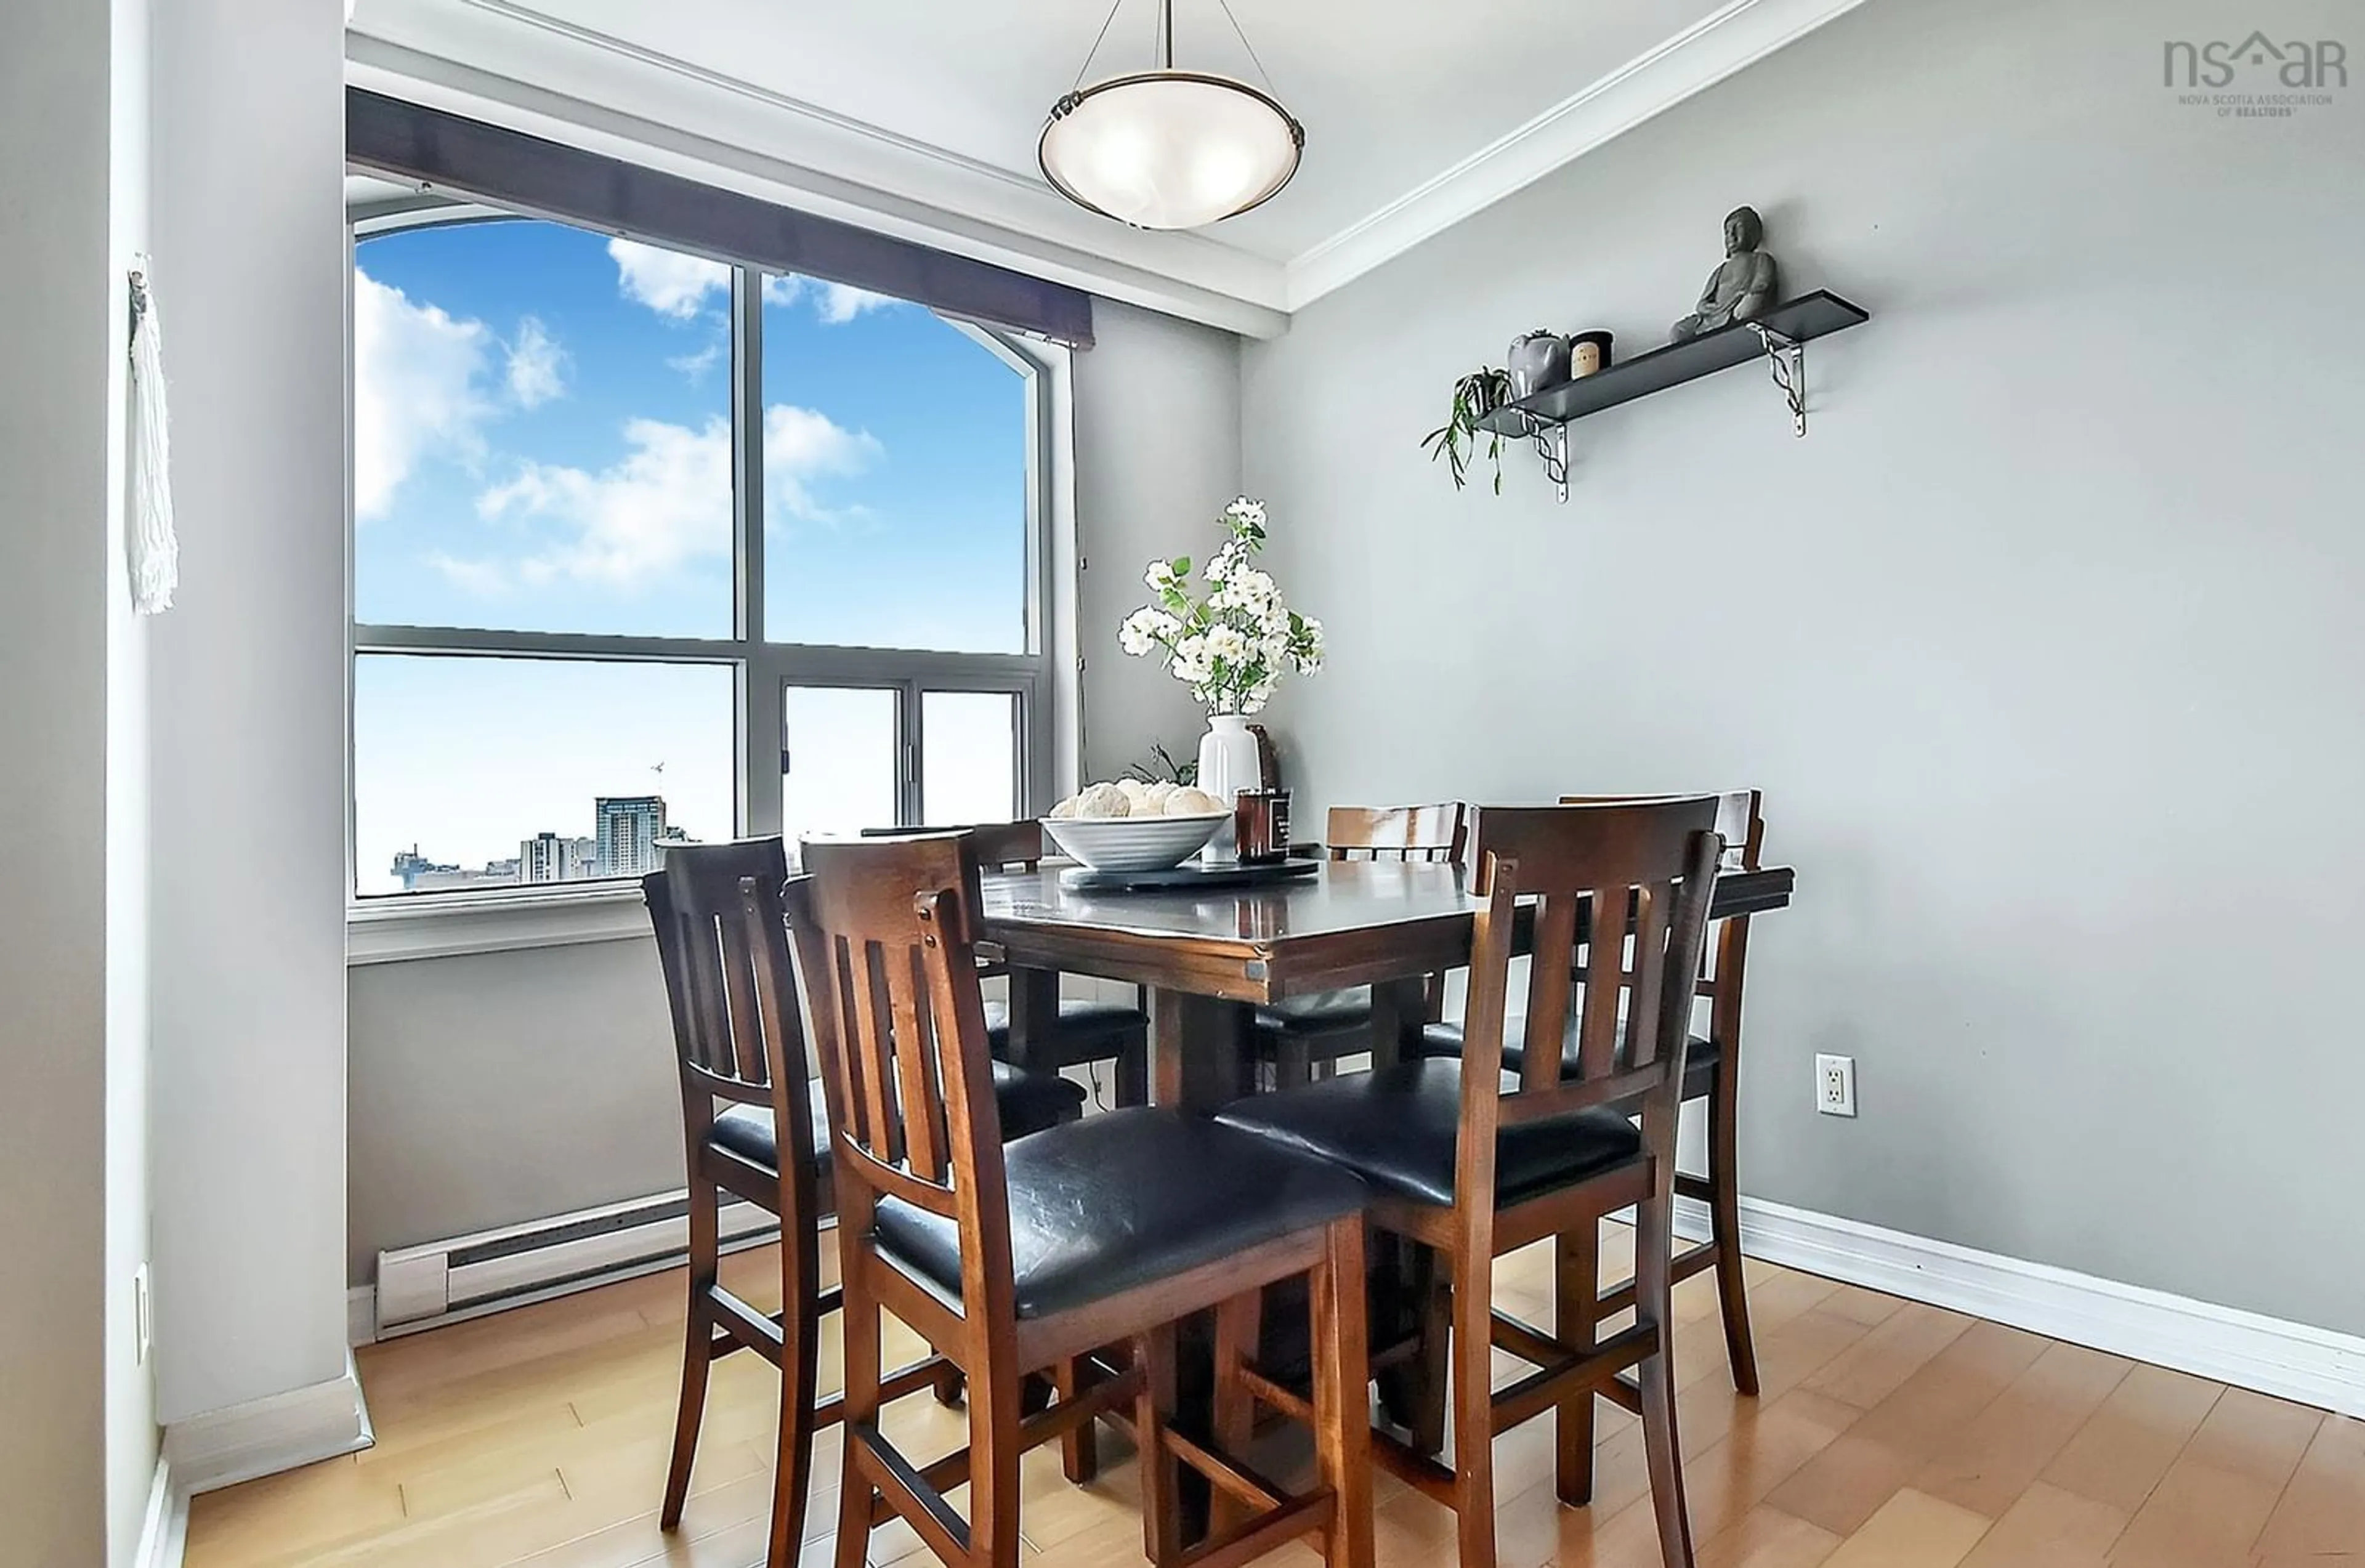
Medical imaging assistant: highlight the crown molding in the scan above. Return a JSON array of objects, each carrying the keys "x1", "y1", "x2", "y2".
[
  {"x1": 1284, "y1": 0, "x2": 1872, "y2": 310},
  {"x1": 346, "y1": 4, "x2": 1293, "y2": 337},
  {"x1": 347, "y1": 0, "x2": 1869, "y2": 330}
]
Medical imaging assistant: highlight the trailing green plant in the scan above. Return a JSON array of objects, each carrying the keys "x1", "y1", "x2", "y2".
[
  {"x1": 1121, "y1": 742, "x2": 1199, "y2": 788},
  {"x1": 1421, "y1": 367, "x2": 1512, "y2": 494}
]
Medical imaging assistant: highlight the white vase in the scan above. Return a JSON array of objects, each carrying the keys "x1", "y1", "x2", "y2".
[{"x1": 1194, "y1": 713, "x2": 1261, "y2": 864}]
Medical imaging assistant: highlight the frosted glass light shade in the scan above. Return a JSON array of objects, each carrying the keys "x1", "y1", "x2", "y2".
[{"x1": 1040, "y1": 72, "x2": 1304, "y2": 230}]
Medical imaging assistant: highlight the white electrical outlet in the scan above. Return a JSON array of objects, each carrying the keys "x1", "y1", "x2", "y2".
[
  {"x1": 1815, "y1": 1054, "x2": 1857, "y2": 1117},
  {"x1": 134, "y1": 1264, "x2": 153, "y2": 1364}
]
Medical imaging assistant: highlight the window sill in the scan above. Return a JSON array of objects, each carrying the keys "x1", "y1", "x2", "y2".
[{"x1": 347, "y1": 886, "x2": 653, "y2": 966}]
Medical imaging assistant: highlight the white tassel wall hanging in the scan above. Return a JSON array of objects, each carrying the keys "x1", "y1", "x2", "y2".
[{"x1": 128, "y1": 258, "x2": 179, "y2": 615}]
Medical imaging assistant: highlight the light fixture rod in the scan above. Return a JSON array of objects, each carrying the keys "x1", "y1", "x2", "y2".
[{"x1": 1160, "y1": 0, "x2": 1174, "y2": 69}]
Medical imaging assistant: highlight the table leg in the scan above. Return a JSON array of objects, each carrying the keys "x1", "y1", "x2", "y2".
[
  {"x1": 1365, "y1": 976, "x2": 1428, "y2": 1073},
  {"x1": 1003, "y1": 966, "x2": 1060, "y2": 1073},
  {"x1": 1149, "y1": 988, "x2": 1252, "y2": 1112},
  {"x1": 1366, "y1": 974, "x2": 1438, "y2": 1438}
]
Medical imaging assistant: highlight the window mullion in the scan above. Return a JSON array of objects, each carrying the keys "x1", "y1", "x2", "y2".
[
  {"x1": 734, "y1": 268, "x2": 774, "y2": 839},
  {"x1": 901, "y1": 678, "x2": 923, "y2": 826},
  {"x1": 732, "y1": 267, "x2": 764, "y2": 647}
]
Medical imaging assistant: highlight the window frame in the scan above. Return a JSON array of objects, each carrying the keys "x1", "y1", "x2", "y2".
[{"x1": 345, "y1": 202, "x2": 1064, "y2": 956}]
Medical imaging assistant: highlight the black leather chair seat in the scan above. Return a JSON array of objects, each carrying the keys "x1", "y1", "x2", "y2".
[
  {"x1": 708, "y1": 1062, "x2": 1083, "y2": 1173},
  {"x1": 870, "y1": 1108, "x2": 1367, "y2": 1321},
  {"x1": 1213, "y1": 1059, "x2": 1643, "y2": 1210},
  {"x1": 1421, "y1": 1019, "x2": 1720, "y2": 1098},
  {"x1": 709, "y1": 1098, "x2": 836, "y2": 1173},
  {"x1": 1251, "y1": 987, "x2": 1373, "y2": 1040},
  {"x1": 981, "y1": 996, "x2": 1148, "y2": 1054}
]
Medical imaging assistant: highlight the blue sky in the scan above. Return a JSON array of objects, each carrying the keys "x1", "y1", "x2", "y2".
[{"x1": 351, "y1": 217, "x2": 1030, "y2": 891}]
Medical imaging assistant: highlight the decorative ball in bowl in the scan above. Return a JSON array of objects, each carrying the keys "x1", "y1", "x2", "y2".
[{"x1": 1041, "y1": 780, "x2": 1229, "y2": 872}]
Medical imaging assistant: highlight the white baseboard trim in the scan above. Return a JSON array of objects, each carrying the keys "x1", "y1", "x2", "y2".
[
  {"x1": 1673, "y1": 1194, "x2": 2365, "y2": 1421},
  {"x1": 133, "y1": 1455, "x2": 185, "y2": 1568},
  {"x1": 162, "y1": 1351, "x2": 376, "y2": 1496},
  {"x1": 348, "y1": 1285, "x2": 376, "y2": 1348}
]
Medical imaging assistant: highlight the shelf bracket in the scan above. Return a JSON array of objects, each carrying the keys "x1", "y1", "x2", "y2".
[
  {"x1": 1748, "y1": 323, "x2": 1808, "y2": 437},
  {"x1": 1518, "y1": 413, "x2": 1569, "y2": 503}
]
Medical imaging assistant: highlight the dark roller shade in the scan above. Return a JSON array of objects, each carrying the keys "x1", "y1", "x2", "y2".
[{"x1": 347, "y1": 88, "x2": 1094, "y2": 349}]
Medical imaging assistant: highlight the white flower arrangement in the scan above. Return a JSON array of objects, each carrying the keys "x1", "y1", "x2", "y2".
[{"x1": 1119, "y1": 497, "x2": 1323, "y2": 716}]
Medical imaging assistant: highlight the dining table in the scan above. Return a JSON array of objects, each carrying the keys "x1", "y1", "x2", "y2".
[{"x1": 976, "y1": 857, "x2": 1797, "y2": 1111}]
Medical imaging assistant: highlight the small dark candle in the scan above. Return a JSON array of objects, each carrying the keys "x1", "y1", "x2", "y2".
[{"x1": 1233, "y1": 789, "x2": 1292, "y2": 864}]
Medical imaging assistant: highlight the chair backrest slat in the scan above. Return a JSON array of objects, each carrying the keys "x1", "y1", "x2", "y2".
[
  {"x1": 1324, "y1": 803, "x2": 1466, "y2": 863},
  {"x1": 798, "y1": 835, "x2": 1007, "y2": 1235},
  {"x1": 644, "y1": 840, "x2": 822, "y2": 1213},
  {"x1": 864, "y1": 819, "x2": 1044, "y2": 871},
  {"x1": 1521, "y1": 893, "x2": 1581, "y2": 1090},
  {"x1": 1453, "y1": 800, "x2": 1724, "y2": 1204},
  {"x1": 645, "y1": 839, "x2": 809, "y2": 1105},
  {"x1": 1560, "y1": 788, "x2": 1763, "y2": 1012},
  {"x1": 1325, "y1": 803, "x2": 1470, "y2": 1021},
  {"x1": 887, "y1": 940, "x2": 949, "y2": 1184},
  {"x1": 1572, "y1": 885, "x2": 1627, "y2": 1085}
]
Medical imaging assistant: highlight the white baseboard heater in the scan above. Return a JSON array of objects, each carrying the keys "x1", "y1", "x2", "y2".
[{"x1": 374, "y1": 1188, "x2": 781, "y2": 1338}]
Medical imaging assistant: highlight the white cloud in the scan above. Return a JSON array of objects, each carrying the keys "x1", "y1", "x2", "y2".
[
  {"x1": 478, "y1": 415, "x2": 734, "y2": 588},
  {"x1": 764, "y1": 273, "x2": 901, "y2": 325},
  {"x1": 764, "y1": 405, "x2": 884, "y2": 522},
  {"x1": 352, "y1": 269, "x2": 495, "y2": 520},
  {"x1": 610, "y1": 238, "x2": 731, "y2": 320},
  {"x1": 467, "y1": 403, "x2": 880, "y2": 588},
  {"x1": 506, "y1": 317, "x2": 566, "y2": 408},
  {"x1": 423, "y1": 551, "x2": 513, "y2": 598},
  {"x1": 667, "y1": 341, "x2": 724, "y2": 382}
]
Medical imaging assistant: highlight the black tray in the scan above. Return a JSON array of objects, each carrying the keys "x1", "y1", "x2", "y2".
[{"x1": 1057, "y1": 858, "x2": 1321, "y2": 894}]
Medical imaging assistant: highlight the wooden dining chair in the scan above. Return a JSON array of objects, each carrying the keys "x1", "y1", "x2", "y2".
[
  {"x1": 970, "y1": 820, "x2": 1155, "y2": 1107},
  {"x1": 642, "y1": 839, "x2": 1086, "y2": 1567},
  {"x1": 1216, "y1": 798, "x2": 1725, "y2": 1568},
  {"x1": 860, "y1": 820, "x2": 1152, "y2": 1107},
  {"x1": 1420, "y1": 788, "x2": 1766, "y2": 1397},
  {"x1": 796, "y1": 833, "x2": 1377, "y2": 1568},
  {"x1": 1255, "y1": 803, "x2": 1468, "y2": 1089}
]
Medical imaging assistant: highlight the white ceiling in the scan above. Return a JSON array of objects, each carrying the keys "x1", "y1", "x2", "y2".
[{"x1": 347, "y1": 0, "x2": 1866, "y2": 331}]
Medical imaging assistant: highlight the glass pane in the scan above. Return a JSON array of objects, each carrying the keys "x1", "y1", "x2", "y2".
[
  {"x1": 354, "y1": 219, "x2": 734, "y2": 637},
  {"x1": 783, "y1": 685, "x2": 901, "y2": 850},
  {"x1": 354, "y1": 655, "x2": 735, "y2": 897},
  {"x1": 921, "y1": 690, "x2": 1019, "y2": 827},
  {"x1": 761, "y1": 281, "x2": 1028, "y2": 652}
]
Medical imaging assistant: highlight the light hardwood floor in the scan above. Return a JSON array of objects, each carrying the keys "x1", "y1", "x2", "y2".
[{"x1": 187, "y1": 1229, "x2": 2364, "y2": 1567}]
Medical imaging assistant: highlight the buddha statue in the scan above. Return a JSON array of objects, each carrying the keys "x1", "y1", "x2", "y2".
[{"x1": 1670, "y1": 206, "x2": 1778, "y2": 342}]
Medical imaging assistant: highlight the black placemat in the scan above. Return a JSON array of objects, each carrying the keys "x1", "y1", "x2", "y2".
[{"x1": 1056, "y1": 858, "x2": 1321, "y2": 893}]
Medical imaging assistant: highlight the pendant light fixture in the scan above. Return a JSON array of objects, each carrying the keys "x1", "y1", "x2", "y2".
[{"x1": 1040, "y1": 0, "x2": 1304, "y2": 230}]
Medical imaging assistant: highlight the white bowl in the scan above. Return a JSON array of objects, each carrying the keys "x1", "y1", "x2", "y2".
[{"x1": 1040, "y1": 812, "x2": 1228, "y2": 873}]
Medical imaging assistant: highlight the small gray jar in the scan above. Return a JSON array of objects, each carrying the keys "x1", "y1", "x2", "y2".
[{"x1": 1506, "y1": 330, "x2": 1572, "y2": 400}]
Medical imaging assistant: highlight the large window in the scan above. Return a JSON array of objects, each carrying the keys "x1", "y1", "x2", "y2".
[{"x1": 350, "y1": 212, "x2": 1050, "y2": 899}]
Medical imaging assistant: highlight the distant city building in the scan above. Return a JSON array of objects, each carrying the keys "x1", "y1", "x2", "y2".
[
  {"x1": 594, "y1": 795, "x2": 669, "y2": 878},
  {"x1": 391, "y1": 845, "x2": 459, "y2": 891},
  {"x1": 518, "y1": 831, "x2": 592, "y2": 884},
  {"x1": 408, "y1": 865, "x2": 521, "y2": 894},
  {"x1": 390, "y1": 796, "x2": 698, "y2": 896}
]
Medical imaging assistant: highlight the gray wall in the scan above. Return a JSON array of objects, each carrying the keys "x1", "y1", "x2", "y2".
[
  {"x1": 150, "y1": 0, "x2": 352, "y2": 1422},
  {"x1": 103, "y1": 0, "x2": 158, "y2": 1555},
  {"x1": 1242, "y1": 0, "x2": 2365, "y2": 1335},
  {"x1": 347, "y1": 299, "x2": 1245, "y2": 1281},
  {"x1": 1075, "y1": 299, "x2": 1245, "y2": 782},
  {"x1": 349, "y1": 937, "x2": 681, "y2": 1285},
  {"x1": 2, "y1": 1, "x2": 119, "y2": 1558}
]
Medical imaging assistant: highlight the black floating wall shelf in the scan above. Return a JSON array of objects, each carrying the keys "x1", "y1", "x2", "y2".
[{"x1": 1476, "y1": 289, "x2": 1869, "y2": 502}]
